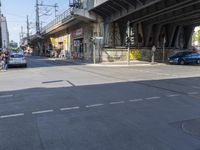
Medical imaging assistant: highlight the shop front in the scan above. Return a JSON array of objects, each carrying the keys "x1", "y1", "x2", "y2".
[
  {"x1": 71, "y1": 28, "x2": 84, "y2": 59},
  {"x1": 48, "y1": 32, "x2": 71, "y2": 58}
]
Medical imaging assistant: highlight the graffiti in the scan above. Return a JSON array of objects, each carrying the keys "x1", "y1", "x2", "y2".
[{"x1": 129, "y1": 49, "x2": 142, "y2": 60}]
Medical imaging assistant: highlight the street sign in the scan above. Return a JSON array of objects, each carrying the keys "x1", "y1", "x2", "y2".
[{"x1": 95, "y1": 37, "x2": 103, "y2": 40}]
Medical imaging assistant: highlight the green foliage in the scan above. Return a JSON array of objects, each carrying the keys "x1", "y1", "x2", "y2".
[{"x1": 193, "y1": 28, "x2": 200, "y2": 43}]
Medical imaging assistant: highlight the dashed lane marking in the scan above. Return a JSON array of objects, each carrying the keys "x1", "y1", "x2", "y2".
[
  {"x1": 145, "y1": 96, "x2": 161, "y2": 100},
  {"x1": 0, "y1": 95, "x2": 13, "y2": 98},
  {"x1": 166, "y1": 94, "x2": 181, "y2": 97},
  {"x1": 0, "y1": 113, "x2": 24, "y2": 119},
  {"x1": 187, "y1": 92, "x2": 199, "y2": 95},
  {"x1": 129, "y1": 99, "x2": 143, "y2": 102},
  {"x1": 60, "y1": 106, "x2": 80, "y2": 111},
  {"x1": 32, "y1": 109, "x2": 54, "y2": 115},
  {"x1": 86, "y1": 104, "x2": 104, "y2": 108},
  {"x1": 110, "y1": 101, "x2": 125, "y2": 105},
  {"x1": 193, "y1": 86, "x2": 200, "y2": 89}
]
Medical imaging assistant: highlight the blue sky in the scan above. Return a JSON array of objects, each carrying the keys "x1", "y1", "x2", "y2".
[{"x1": 2, "y1": 0, "x2": 69, "y2": 43}]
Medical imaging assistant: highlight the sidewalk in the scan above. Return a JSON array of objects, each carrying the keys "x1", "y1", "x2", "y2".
[
  {"x1": 47, "y1": 57, "x2": 166, "y2": 67},
  {"x1": 86, "y1": 60, "x2": 166, "y2": 67}
]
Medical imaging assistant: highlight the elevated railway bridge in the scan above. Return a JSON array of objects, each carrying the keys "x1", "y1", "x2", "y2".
[{"x1": 35, "y1": 0, "x2": 200, "y2": 62}]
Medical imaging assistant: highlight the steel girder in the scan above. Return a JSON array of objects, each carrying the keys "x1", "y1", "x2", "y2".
[{"x1": 90, "y1": 0, "x2": 148, "y2": 19}]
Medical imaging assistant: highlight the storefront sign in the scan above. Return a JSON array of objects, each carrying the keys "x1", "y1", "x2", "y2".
[{"x1": 73, "y1": 28, "x2": 83, "y2": 38}]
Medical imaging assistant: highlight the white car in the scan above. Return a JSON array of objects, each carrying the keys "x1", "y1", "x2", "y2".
[{"x1": 8, "y1": 53, "x2": 27, "y2": 67}]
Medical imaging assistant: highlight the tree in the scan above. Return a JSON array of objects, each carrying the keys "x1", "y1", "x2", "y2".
[{"x1": 192, "y1": 27, "x2": 200, "y2": 45}]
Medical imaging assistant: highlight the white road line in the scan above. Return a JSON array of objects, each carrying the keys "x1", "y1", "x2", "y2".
[
  {"x1": 129, "y1": 99, "x2": 143, "y2": 102},
  {"x1": 193, "y1": 86, "x2": 200, "y2": 89},
  {"x1": 0, "y1": 113, "x2": 24, "y2": 119},
  {"x1": 110, "y1": 101, "x2": 125, "y2": 105},
  {"x1": 86, "y1": 104, "x2": 104, "y2": 108},
  {"x1": 0, "y1": 94, "x2": 13, "y2": 98},
  {"x1": 145, "y1": 96, "x2": 161, "y2": 100},
  {"x1": 60, "y1": 106, "x2": 80, "y2": 111},
  {"x1": 32, "y1": 110, "x2": 54, "y2": 115},
  {"x1": 166, "y1": 94, "x2": 180, "y2": 97},
  {"x1": 187, "y1": 92, "x2": 199, "y2": 95}
]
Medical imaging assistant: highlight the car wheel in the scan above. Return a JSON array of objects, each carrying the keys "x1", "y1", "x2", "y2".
[
  {"x1": 196, "y1": 59, "x2": 200, "y2": 64},
  {"x1": 180, "y1": 60, "x2": 185, "y2": 65},
  {"x1": 24, "y1": 64, "x2": 27, "y2": 68}
]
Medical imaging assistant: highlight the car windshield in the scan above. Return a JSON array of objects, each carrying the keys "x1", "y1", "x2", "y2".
[
  {"x1": 174, "y1": 52, "x2": 192, "y2": 57},
  {"x1": 10, "y1": 54, "x2": 24, "y2": 58}
]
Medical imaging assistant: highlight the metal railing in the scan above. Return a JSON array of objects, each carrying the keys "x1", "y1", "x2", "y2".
[{"x1": 41, "y1": 7, "x2": 73, "y2": 33}]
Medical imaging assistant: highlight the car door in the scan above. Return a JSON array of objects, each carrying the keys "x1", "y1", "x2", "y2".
[{"x1": 184, "y1": 52, "x2": 193, "y2": 63}]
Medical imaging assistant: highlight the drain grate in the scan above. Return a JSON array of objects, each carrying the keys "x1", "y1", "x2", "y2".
[{"x1": 170, "y1": 118, "x2": 200, "y2": 139}]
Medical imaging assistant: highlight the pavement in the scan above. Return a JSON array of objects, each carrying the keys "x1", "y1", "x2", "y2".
[
  {"x1": 46, "y1": 57, "x2": 166, "y2": 67},
  {"x1": 0, "y1": 56, "x2": 200, "y2": 150}
]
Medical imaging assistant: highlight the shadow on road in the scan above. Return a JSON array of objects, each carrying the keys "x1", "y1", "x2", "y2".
[{"x1": 0, "y1": 77, "x2": 200, "y2": 150}]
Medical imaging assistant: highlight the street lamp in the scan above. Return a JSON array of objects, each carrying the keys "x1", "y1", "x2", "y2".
[
  {"x1": 127, "y1": 21, "x2": 130, "y2": 65},
  {"x1": 151, "y1": 45, "x2": 156, "y2": 64},
  {"x1": 162, "y1": 37, "x2": 166, "y2": 63}
]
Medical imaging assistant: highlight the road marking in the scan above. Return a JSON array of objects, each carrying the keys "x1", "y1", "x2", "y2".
[
  {"x1": 60, "y1": 106, "x2": 80, "y2": 111},
  {"x1": 0, "y1": 94, "x2": 13, "y2": 98},
  {"x1": 166, "y1": 94, "x2": 180, "y2": 97},
  {"x1": 0, "y1": 113, "x2": 24, "y2": 119},
  {"x1": 66, "y1": 80, "x2": 76, "y2": 87},
  {"x1": 129, "y1": 99, "x2": 143, "y2": 102},
  {"x1": 187, "y1": 92, "x2": 199, "y2": 95},
  {"x1": 32, "y1": 109, "x2": 54, "y2": 115},
  {"x1": 145, "y1": 96, "x2": 161, "y2": 100},
  {"x1": 86, "y1": 104, "x2": 104, "y2": 108},
  {"x1": 193, "y1": 86, "x2": 200, "y2": 89},
  {"x1": 110, "y1": 101, "x2": 125, "y2": 105}
]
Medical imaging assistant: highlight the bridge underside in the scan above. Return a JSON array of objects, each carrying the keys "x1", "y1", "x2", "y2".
[{"x1": 91, "y1": 0, "x2": 200, "y2": 49}]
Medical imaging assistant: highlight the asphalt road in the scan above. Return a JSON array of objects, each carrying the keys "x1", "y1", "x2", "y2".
[{"x1": 0, "y1": 56, "x2": 200, "y2": 150}]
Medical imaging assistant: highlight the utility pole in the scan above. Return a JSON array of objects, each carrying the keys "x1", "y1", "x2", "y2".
[
  {"x1": 21, "y1": 26, "x2": 24, "y2": 39},
  {"x1": 36, "y1": 0, "x2": 40, "y2": 34},
  {"x1": 26, "y1": 15, "x2": 30, "y2": 39},
  {"x1": 0, "y1": 0, "x2": 2, "y2": 48}
]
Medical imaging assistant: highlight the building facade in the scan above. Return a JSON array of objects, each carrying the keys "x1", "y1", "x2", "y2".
[{"x1": 0, "y1": 14, "x2": 9, "y2": 49}]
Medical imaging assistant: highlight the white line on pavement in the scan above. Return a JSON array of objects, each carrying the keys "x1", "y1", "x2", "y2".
[
  {"x1": 187, "y1": 92, "x2": 199, "y2": 95},
  {"x1": 0, "y1": 113, "x2": 24, "y2": 119},
  {"x1": 60, "y1": 106, "x2": 80, "y2": 111},
  {"x1": 193, "y1": 86, "x2": 200, "y2": 89},
  {"x1": 32, "y1": 110, "x2": 54, "y2": 115},
  {"x1": 86, "y1": 104, "x2": 104, "y2": 108},
  {"x1": 0, "y1": 94, "x2": 13, "y2": 98},
  {"x1": 145, "y1": 96, "x2": 161, "y2": 100},
  {"x1": 129, "y1": 99, "x2": 143, "y2": 102},
  {"x1": 110, "y1": 101, "x2": 125, "y2": 105},
  {"x1": 166, "y1": 94, "x2": 180, "y2": 97}
]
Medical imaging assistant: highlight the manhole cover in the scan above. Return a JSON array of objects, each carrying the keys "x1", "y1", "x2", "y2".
[{"x1": 182, "y1": 119, "x2": 200, "y2": 136}]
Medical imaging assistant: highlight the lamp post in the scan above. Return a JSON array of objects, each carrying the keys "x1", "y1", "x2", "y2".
[
  {"x1": 127, "y1": 21, "x2": 130, "y2": 65},
  {"x1": 162, "y1": 37, "x2": 166, "y2": 63},
  {"x1": 151, "y1": 45, "x2": 156, "y2": 64}
]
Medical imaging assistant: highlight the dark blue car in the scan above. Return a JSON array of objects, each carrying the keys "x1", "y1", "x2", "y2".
[{"x1": 168, "y1": 51, "x2": 200, "y2": 65}]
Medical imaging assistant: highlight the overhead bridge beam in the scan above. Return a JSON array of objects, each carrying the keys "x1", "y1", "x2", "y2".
[{"x1": 129, "y1": 0, "x2": 200, "y2": 23}]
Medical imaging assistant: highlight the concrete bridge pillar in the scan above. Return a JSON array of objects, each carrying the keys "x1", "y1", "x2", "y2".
[
  {"x1": 183, "y1": 25, "x2": 195, "y2": 49},
  {"x1": 143, "y1": 23, "x2": 153, "y2": 47}
]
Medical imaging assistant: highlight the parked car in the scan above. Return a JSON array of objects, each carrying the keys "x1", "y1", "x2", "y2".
[
  {"x1": 8, "y1": 53, "x2": 27, "y2": 67},
  {"x1": 168, "y1": 51, "x2": 200, "y2": 65}
]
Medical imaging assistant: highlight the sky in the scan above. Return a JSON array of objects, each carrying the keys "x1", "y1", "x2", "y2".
[{"x1": 1, "y1": 0, "x2": 69, "y2": 43}]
